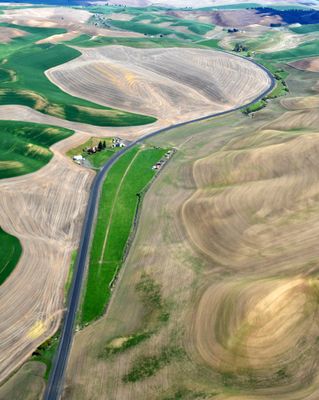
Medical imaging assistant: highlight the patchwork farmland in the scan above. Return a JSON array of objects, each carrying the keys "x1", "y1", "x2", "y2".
[{"x1": 0, "y1": 2, "x2": 319, "y2": 400}]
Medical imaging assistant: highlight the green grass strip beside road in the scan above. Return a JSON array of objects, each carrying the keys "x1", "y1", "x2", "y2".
[
  {"x1": 0, "y1": 227, "x2": 22, "y2": 285},
  {"x1": 81, "y1": 145, "x2": 167, "y2": 325}
]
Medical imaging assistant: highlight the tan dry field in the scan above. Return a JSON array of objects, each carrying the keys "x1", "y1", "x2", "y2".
[
  {"x1": 1, "y1": 7, "x2": 91, "y2": 28},
  {"x1": 219, "y1": 26, "x2": 317, "y2": 53},
  {"x1": 0, "y1": 128, "x2": 96, "y2": 384},
  {"x1": 281, "y1": 95, "x2": 319, "y2": 110},
  {"x1": 157, "y1": 9, "x2": 281, "y2": 28},
  {"x1": 0, "y1": 26, "x2": 26, "y2": 43},
  {"x1": 36, "y1": 29, "x2": 142, "y2": 45},
  {"x1": 0, "y1": 7, "x2": 142, "y2": 41},
  {"x1": 46, "y1": 46, "x2": 271, "y2": 123},
  {"x1": 0, "y1": 362, "x2": 46, "y2": 400},
  {"x1": 290, "y1": 57, "x2": 319, "y2": 73},
  {"x1": 208, "y1": 10, "x2": 281, "y2": 28},
  {"x1": 0, "y1": 44, "x2": 271, "y2": 389},
  {"x1": 106, "y1": 0, "x2": 305, "y2": 7},
  {"x1": 61, "y1": 69, "x2": 319, "y2": 400}
]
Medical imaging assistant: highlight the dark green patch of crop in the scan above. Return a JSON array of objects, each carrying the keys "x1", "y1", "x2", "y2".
[
  {"x1": 0, "y1": 227, "x2": 22, "y2": 285},
  {"x1": 198, "y1": 38, "x2": 221, "y2": 49},
  {"x1": 0, "y1": 120, "x2": 72, "y2": 179}
]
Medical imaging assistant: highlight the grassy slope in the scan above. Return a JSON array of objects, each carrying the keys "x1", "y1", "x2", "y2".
[
  {"x1": 81, "y1": 145, "x2": 167, "y2": 325},
  {"x1": 171, "y1": 20, "x2": 214, "y2": 35},
  {"x1": 87, "y1": 149, "x2": 118, "y2": 169},
  {"x1": 290, "y1": 24, "x2": 319, "y2": 34},
  {"x1": 0, "y1": 227, "x2": 22, "y2": 285},
  {"x1": 65, "y1": 34, "x2": 198, "y2": 48},
  {"x1": 129, "y1": 13, "x2": 214, "y2": 35},
  {"x1": 107, "y1": 19, "x2": 174, "y2": 35},
  {"x1": 0, "y1": 120, "x2": 72, "y2": 179},
  {"x1": 88, "y1": 6, "x2": 215, "y2": 40},
  {"x1": 105, "y1": 19, "x2": 200, "y2": 40},
  {"x1": 198, "y1": 3, "x2": 311, "y2": 10},
  {"x1": 0, "y1": 24, "x2": 155, "y2": 127},
  {"x1": 198, "y1": 38, "x2": 221, "y2": 49},
  {"x1": 258, "y1": 39, "x2": 319, "y2": 61}
]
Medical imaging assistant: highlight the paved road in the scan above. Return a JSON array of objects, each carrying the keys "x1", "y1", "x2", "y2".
[{"x1": 44, "y1": 60, "x2": 275, "y2": 400}]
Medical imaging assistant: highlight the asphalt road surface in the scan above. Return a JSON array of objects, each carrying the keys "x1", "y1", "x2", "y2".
[{"x1": 44, "y1": 59, "x2": 275, "y2": 400}]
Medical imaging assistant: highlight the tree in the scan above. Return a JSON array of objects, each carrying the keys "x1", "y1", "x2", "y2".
[
  {"x1": 103, "y1": 141, "x2": 106, "y2": 149},
  {"x1": 98, "y1": 141, "x2": 103, "y2": 151}
]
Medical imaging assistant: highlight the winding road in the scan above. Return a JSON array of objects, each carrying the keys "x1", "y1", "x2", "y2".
[{"x1": 44, "y1": 59, "x2": 275, "y2": 400}]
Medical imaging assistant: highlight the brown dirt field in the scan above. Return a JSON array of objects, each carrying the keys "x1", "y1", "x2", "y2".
[
  {"x1": 36, "y1": 31, "x2": 82, "y2": 45},
  {"x1": 219, "y1": 26, "x2": 315, "y2": 53},
  {"x1": 37, "y1": 29, "x2": 142, "y2": 45},
  {"x1": 0, "y1": 6, "x2": 142, "y2": 39},
  {"x1": 46, "y1": 46, "x2": 271, "y2": 122},
  {"x1": 0, "y1": 129, "x2": 95, "y2": 384},
  {"x1": 107, "y1": 13, "x2": 134, "y2": 21},
  {"x1": 1, "y1": 7, "x2": 91, "y2": 27},
  {"x1": 281, "y1": 95, "x2": 319, "y2": 110},
  {"x1": 62, "y1": 70, "x2": 319, "y2": 400},
  {"x1": 0, "y1": 362, "x2": 45, "y2": 400},
  {"x1": 290, "y1": 57, "x2": 319, "y2": 73},
  {"x1": 210, "y1": 10, "x2": 281, "y2": 28},
  {"x1": 0, "y1": 26, "x2": 25, "y2": 42}
]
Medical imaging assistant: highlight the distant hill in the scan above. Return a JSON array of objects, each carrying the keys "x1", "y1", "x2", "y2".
[
  {"x1": 255, "y1": 6, "x2": 319, "y2": 24},
  {"x1": 0, "y1": 0, "x2": 318, "y2": 9}
]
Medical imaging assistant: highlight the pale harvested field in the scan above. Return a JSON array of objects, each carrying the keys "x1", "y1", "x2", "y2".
[
  {"x1": 0, "y1": 7, "x2": 142, "y2": 40},
  {"x1": 0, "y1": 129, "x2": 96, "y2": 384},
  {"x1": 290, "y1": 57, "x2": 319, "y2": 73},
  {"x1": 219, "y1": 26, "x2": 317, "y2": 53},
  {"x1": 36, "y1": 31, "x2": 82, "y2": 45},
  {"x1": 36, "y1": 29, "x2": 142, "y2": 45},
  {"x1": 62, "y1": 69, "x2": 319, "y2": 399},
  {"x1": 106, "y1": 0, "x2": 303, "y2": 7},
  {"x1": 1, "y1": 7, "x2": 91, "y2": 27},
  {"x1": 209, "y1": 10, "x2": 281, "y2": 28},
  {"x1": 47, "y1": 46, "x2": 271, "y2": 123},
  {"x1": 0, "y1": 26, "x2": 25, "y2": 43},
  {"x1": 0, "y1": 362, "x2": 45, "y2": 400},
  {"x1": 281, "y1": 95, "x2": 319, "y2": 110}
]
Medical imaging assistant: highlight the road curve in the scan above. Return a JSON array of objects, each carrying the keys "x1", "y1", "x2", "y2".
[{"x1": 44, "y1": 59, "x2": 275, "y2": 400}]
